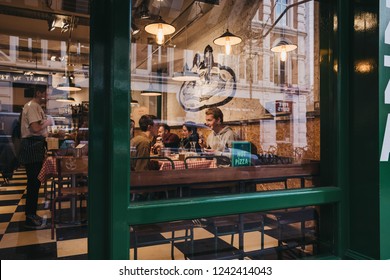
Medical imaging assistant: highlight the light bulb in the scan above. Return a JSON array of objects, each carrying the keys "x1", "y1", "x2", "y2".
[
  {"x1": 225, "y1": 37, "x2": 231, "y2": 55},
  {"x1": 156, "y1": 23, "x2": 165, "y2": 45},
  {"x1": 280, "y1": 47, "x2": 287, "y2": 62}
]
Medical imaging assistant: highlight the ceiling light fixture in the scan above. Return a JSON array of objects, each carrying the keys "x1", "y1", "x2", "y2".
[
  {"x1": 145, "y1": 16, "x2": 175, "y2": 45},
  {"x1": 141, "y1": 82, "x2": 162, "y2": 96},
  {"x1": 131, "y1": 98, "x2": 139, "y2": 107},
  {"x1": 172, "y1": 27, "x2": 200, "y2": 82},
  {"x1": 213, "y1": 29, "x2": 242, "y2": 55},
  {"x1": 56, "y1": 96, "x2": 76, "y2": 103},
  {"x1": 271, "y1": 40, "x2": 297, "y2": 62},
  {"x1": 144, "y1": 0, "x2": 175, "y2": 45},
  {"x1": 57, "y1": 76, "x2": 82, "y2": 91},
  {"x1": 56, "y1": 16, "x2": 82, "y2": 92},
  {"x1": 172, "y1": 62, "x2": 200, "y2": 82}
]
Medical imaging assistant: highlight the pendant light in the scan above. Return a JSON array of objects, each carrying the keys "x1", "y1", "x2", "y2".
[
  {"x1": 141, "y1": 81, "x2": 162, "y2": 96},
  {"x1": 131, "y1": 97, "x2": 139, "y2": 107},
  {"x1": 271, "y1": 40, "x2": 297, "y2": 62},
  {"x1": 56, "y1": 96, "x2": 75, "y2": 103},
  {"x1": 145, "y1": 16, "x2": 175, "y2": 45},
  {"x1": 213, "y1": 29, "x2": 242, "y2": 55},
  {"x1": 144, "y1": 1, "x2": 175, "y2": 45},
  {"x1": 172, "y1": 27, "x2": 200, "y2": 82},
  {"x1": 172, "y1": 63, "x2": 200, "y2": 81},
  {"x1": 56, "y1": 16, "x2": 82, "y2": 91},
  {"x1": 57, "y1": 76, "x2": 82, "y2": 91}
]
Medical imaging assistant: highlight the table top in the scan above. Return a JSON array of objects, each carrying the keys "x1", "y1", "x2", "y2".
[
  {"x1": 159, "y1": 158, "x2": 217, "y2": 170},
  {"x1": 38, "y1": 156, "x2": 88, "y2": 183},
  {"x1": 131, "y1": 162, "x2": 320, "y2": 188}
]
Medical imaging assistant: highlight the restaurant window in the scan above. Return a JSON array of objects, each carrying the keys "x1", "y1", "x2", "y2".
[
  {"x1": 0, "y1": 3, "x2": 90, "y2": 237},
  {"x1": 130, "y1": 0, "x2": 320, "y2": 199}
]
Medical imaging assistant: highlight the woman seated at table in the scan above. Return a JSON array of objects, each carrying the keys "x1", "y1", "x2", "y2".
[{"x1": 180, "y1": 121, "x2": 201, "y2": 153}]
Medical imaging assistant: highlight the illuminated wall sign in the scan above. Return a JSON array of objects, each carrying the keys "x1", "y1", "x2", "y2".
[
  {"x1": 0, "y1": 72, "x2": 47, "y2": 84},
  {"x1": 232, "y1": 141, "x2": 251, "y2": 167}
]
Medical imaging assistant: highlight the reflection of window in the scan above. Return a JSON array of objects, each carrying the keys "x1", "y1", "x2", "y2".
[
  {"x1": 273, "y1": 56, "x2": 287, "y2": 85},
  {"x1": 275, "y1": 0, "x2": 288, "y2": 27}
]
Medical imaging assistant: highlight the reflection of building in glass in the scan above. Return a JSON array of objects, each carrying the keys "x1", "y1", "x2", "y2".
[{"x1": 129, "y1": 1, "x2": 318, "y2": 155}]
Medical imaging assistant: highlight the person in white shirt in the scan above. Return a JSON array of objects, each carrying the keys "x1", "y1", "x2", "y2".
[
  {"x1": 199, "y1": 107, "x2": 238, "y2": 155},
  {"x1": 19, "y1": 85, "x2": 54, "y2": 229}
]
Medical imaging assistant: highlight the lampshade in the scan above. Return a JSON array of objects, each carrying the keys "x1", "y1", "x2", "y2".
[
  {"x1": 172, "y1": 64, "x2": 200, "y2": 82},
  {"x1": 213, "y1": 29, "x2": 242, "y2": 55},
  {"x1": 145, "y1": 16, "x2": 175, "y2": 45},
  {"x1": 131, "y1": 98, "x2": 139, "y2": 106},
  {"x1": 271, "y1": 40, "x2": 297, "y2": 53},
  {"x1": 57, "y1": 76, "x2": 82, "y2": 91},
  {"x1": 140, "y1": 83, "x2": 162, "y2": 96},
  {"x1": 56, "y1": 96, "x2": 75, "y2": 103},
  {"x1": 271, "y1": 41, "x2": 297, "y2": 62}
]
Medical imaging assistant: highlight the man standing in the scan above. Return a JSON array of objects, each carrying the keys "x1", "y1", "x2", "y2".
[
  {"x1": 19, "y1": 85, "x2": 54, "y2": 229},
  {"x1": 130, "y1": 114, "x2": 158, "y2": 171},
  {"x1": 200, "y1": 107, "x2": 238, "y2": 154}
]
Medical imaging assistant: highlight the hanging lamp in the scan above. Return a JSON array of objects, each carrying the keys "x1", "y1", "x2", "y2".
[
  {"x1": 131, "y1": 98, "x2": 139, "y2": 106},
  {"x1": 140, "y1": 82, "x2": 162, "y2": 96},
  {"x1": 172, "y1": 27, "x2": 200, "y2": 82},
  {"x1": 57, "y1": 76, "x2": 82, "y2": 91},
  {"x1": 56, "y1": 16, "x2": 82, "y2": 92},
  {"x1": 56, "y1": 96, "x2": 75, "y2": 103},
  {"x1": 271, "y1": 40, "x2": 297, "y2": 62},
  {"x1": 213, "y1": 29, "x2": 242, "y2": 55},
  {"x1": 172, "y1": 63, "x2": 200, "y2": 82},
  {"x1": 144, "y1": 16, "x2": 175, "y2": 45}
]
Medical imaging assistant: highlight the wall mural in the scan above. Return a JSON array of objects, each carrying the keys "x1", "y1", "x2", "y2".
[{"x1": 177, "y1": 45, "x2": 237, "y2": 112}]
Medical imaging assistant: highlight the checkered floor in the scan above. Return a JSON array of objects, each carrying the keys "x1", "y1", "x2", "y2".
[
  {"x1": 0, "y1": 168, "x2": 315, "y2": 260},
  {"x1": 0, "y1": 168, "x2": 87, "y2": 259}
]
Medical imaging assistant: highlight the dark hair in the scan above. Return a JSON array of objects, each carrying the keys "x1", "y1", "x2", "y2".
[
  {"x1": 139, "y1": 114, "x2": 157, "y2": 132},
  {"x1": 32, "y1": 85, "x2": 47, "y2": 97},
  {"x1": 160, "y1": 123, "x2": 170, "y2": 132},
  {"x1": 183, "y1": 121, "x2": 197, "y2": 134},
  {"x1": 205, "y1": 107, "x2": 224, "y2": 123}
]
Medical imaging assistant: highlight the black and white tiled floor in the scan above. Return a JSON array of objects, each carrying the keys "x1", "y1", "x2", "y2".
[
  {"x1": 0, "y1": 168, "x2": 314, "y2": 260},
  {"x1": 0, "y1": 169, "x2": 88, "y2": 260}
]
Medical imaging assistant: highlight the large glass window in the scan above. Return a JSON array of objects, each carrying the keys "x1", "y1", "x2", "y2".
[{"x1": 130, "y1": 0, "x2": 320, "y2": 199}]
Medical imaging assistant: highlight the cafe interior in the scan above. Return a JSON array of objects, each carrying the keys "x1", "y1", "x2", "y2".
[{"x1": 0, "y1": 0, "x2": 388, "y2": 260}]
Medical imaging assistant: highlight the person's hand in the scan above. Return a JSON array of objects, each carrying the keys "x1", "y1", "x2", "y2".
[{"x1": 198, "y1": 135, "x2": 206, "y2": 148}]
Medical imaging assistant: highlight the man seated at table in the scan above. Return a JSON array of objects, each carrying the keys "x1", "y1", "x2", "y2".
[
  {"x1": 130, "y1": 114, "x2": 159, "y2": 171},
  {"x1": 158, "y1": 124, "x2": 180, "y2": 150},
  {"x1": 152, "y1": 124, "x2": 180, "y2": 154},
  {"x1": 199, "y1": 107, "x2": 239, "y2": 157}
]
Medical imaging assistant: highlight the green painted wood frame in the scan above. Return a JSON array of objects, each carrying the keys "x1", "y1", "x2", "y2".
[{"x1": 85, "y1": 0, "x2": 390, "y2": 259}]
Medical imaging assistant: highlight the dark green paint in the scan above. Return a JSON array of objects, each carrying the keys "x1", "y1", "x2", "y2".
[
  {"x1": 87, "y1": 0, "x2": 388, "y2": 259},
  {"x1": 379, "y1": 0, "x2": 390, "y2": 259}
]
